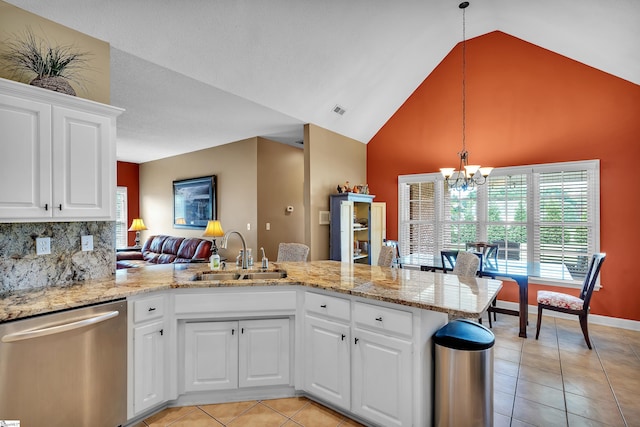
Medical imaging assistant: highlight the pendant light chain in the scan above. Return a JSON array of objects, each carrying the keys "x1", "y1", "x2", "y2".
[
  {"x1": 440, "y1": 1, "x2": 493, "y2": 191},
  {"x1": 461, "y1": 2, "x2": 467, "y2": 155}
]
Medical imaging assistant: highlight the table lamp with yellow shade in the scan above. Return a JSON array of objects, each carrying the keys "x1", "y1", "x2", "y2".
[
  {"x1": 203, "y1": 220, "x2": 225, "y2": 269},
  {"x1": 128, "y1": 218, "x2": 147, "y2": 248}
]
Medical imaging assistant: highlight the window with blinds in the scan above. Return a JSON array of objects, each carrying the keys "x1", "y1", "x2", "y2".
[
  {"x1": 115, "y1": 187, "x2": 128, "y2": 249},
  {"x1": 398, "y1": 160, "x2": 599, "y2": 285}
]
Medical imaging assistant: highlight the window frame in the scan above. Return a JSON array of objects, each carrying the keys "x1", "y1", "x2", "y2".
[
  {"x1": 115, "y1": 186, "x2": 128, "y2": 249},
  {"x1": 398, "y1": 160, "x2": 600, "y2": 288}
]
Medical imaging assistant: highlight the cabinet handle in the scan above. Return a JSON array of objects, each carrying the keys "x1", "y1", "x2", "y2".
[
  {"x1": 375, "y1": 317, "x2": 383, "y2": 322},
  {"x1": 159, "y1": 329, "x2": 163, "y2": 336},
  {"x1": 320, "y1": 304, "x2": 327, "y2": 308},
  {"x1": 354, "y1": 337, "x2": 359, "y2": 344},
  {"x1": 341, "y1": 334, "x2": 346, "y2": 341},
  {"x1": 241, "y1": 328, "x2": 244, "y2": 334},
  {"x1": 232, "y1": 329, "x2": 235, "y2": 335},
  {"x1": 148, "y1": 307, "x2": 156, "y2": 312},
  {"x1": 44, "y1": 203, "x2": 48, "y2": 211},
  {"x1": 58, "y1": 204, "x2": 62, "y2": 211}
]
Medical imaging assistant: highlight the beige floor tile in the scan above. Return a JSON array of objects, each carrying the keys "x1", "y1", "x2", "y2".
[
  {"x1": 495, "y1": 345, "x2": 522, "y2": 363},
  {"x1": 260, "y1": 397, "x2": 310, "y2": 417},
  {"x1": 565, "y1": 392, "x2": 625, "y2": 427},
  {"x1": 338, "y1": 417, "x2": 366, "y2": 426},
  {"x1": 522, "y1": 339, "x2": 560, "y2": 358},
  {"x1": 559, "y1": 349, "x2": 602, "y2": 370},
  {"x1": 516, "y1": 378, "x2": 565, "y2": 411},
  {"x1": 495, "y1": 371, "x2": 518, "y2": 395},
  {"x1": 199, "y1": 401, "x2": 258, "y2": 424},
  {"x1": 167, "y1": 409, "x2": 223, "y2": 427},
  {"x1": 291, "y1": 402, "x2": 345, "y2": 427},
  {"x1": 145, "y1": 406, "x2": 199, "y2": 426},
  {"x1": 513, "y1": 396, "x2": 568, "y2": 426},
  {"x1": 494, "y1": 336, "x2": 524, "y2": 352},
  {"x1": 511, "y1": 419, "x2": 537, "y2": 427},
  {"x1": 520, "y1": 350, "x2": 562, "y2": 374},
  {"x1": 495, "y1": 357, "x2": 520, "y2": 377},
  {"x1": 494, "y1": 412, "x2": 511, "y2": 427},
  {"x1": 226, "y1": 403, "x2": 288, "y2": 427},
  {"x1": 518, "y1": 364, "x2": 564, "y2": 390},
  {"x1": 567, "y1": 413, "x2": 613, "y2": 427},
  {"x1": 493, "y1": 390, "x2": 514, "y2": 417},
  {"x1": 562, "y1": 373, "x2": 616, "y2": 402},
  {"x1": 130, "y1": 422, "x2": 147, "y2": 427}
]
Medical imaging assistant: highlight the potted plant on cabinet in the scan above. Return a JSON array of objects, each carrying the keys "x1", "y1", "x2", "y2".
[{"x1": 0, "y1": 28, "x2": 90, "y2": 96}]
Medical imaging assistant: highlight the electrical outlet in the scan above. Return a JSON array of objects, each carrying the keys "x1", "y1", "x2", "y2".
[
  {"x1": 81, "y1": 235, "x2": 94, "y2": 251},
  {"x1": 36, "y1": 237, "x2": 51, "y2": 255}
]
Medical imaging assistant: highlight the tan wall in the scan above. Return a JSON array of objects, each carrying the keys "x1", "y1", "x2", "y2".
[
  {"x1": 257, "y1": 138, "x2": 305, "y2": 261},
  {"x1": 139, "y1": 138, "x2": 259, "y2": 261},
  {"x1": 304, "y1": 124, "x2": 367, "y2": 260},
  {"x1": 0, "y1": 0, "x2": 110, "y2": 103}
]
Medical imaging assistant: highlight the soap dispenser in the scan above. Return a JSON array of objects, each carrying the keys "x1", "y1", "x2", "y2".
[{"x1": 260, "y1": 247, "x2": 268, "y2": 270}]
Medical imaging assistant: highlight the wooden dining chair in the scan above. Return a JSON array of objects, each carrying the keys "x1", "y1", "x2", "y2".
[{"x1": 535, "y1": 253, "x2": 606, "y2": 349}]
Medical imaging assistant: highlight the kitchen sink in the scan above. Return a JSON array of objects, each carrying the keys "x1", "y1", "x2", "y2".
[{"x1": 195, "y1": 269, "x2": 287, "y2": 281}]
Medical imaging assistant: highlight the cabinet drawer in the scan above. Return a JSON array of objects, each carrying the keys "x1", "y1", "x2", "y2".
[
  {"x1": 353, "y1": 302, "x2": 412, "y2": 337},
  {"x1": 133, "y1": 295, "x2": 165, "y2": 323},
  {"x1": 175, "y1": 290, "x2": 296, "y2": 315},
  {"x1": 305, "y1": 292, "x2": 350, "y2": 322}
]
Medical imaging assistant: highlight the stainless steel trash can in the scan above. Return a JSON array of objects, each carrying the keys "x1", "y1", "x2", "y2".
[{"x1": 434, "y1": 319, "x2": 495, "y2": 427}]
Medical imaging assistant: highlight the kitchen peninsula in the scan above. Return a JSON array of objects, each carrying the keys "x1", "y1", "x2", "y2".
[{"x1": 0, "y1": 261, "x2": 502, "y2": 427}]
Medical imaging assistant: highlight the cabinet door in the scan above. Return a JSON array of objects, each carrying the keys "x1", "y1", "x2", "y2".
[
  {"x1": 52, "y1": 106, "x2": 114, "y2": 219},
  {"x1": 133, "y1": 320, "x2": 165, "y2": 414},
  {"x1": 184, "y1": 321, "x2": 238, "y2": 391},
  {"x1": 0, "y1": 94, "x2": 52, "y2": 219},
  {"x1": 369, "y1": 202, "x2": 387, "y2": 266},
  {"x1": 352, "y1": 328, "x2": 412, "y2": 427},
  {"x1": 239, "y1": 318, "x2": 290, "y2": 388},
  {"x1": 340, "y1": 200, "x2": 354, "y2": 263},
  {"x1": 304, "y1": 314, "x2": 350, "y2": 410}
]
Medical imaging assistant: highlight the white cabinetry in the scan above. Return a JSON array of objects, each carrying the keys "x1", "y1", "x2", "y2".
[
  {"x1": 183, "y1": 318, "x2": 290, "y2": 393},
  {"x1": 184, "y1": 321, "x2": 238, "y2": 392},
  {"x1": 303, "y1": 292, "x2": 414, "y2": 427},
  {"x1": 129, "y1": 295, "x2": 168, "y2": 417},
  {"x1": 303, "y1": 292, "x2": 351, "y2": 410},
  {"x1": 351, "y1": 302, "x2": 413, "y2": 427},
  {"x1": 0, "y1": 78, "x2": 122, "y2": 221}
]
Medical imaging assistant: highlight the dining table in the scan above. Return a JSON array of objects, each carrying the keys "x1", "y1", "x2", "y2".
[{"x1": 398, "y1": 253, "x2": 573, "y2": 338}]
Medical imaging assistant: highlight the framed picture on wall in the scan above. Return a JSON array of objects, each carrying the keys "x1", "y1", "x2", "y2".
[{"x1": 173, "y1": 175, "x2": 217, "y2": 229}]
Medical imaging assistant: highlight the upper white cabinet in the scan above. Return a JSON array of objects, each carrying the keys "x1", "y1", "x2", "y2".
[{"x1": 0, "y1": 78, "x2": 123, "y2": 222}]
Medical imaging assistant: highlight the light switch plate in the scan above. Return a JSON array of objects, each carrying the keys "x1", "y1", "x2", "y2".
[
  {"x1": 36, "y1": 237, "x2": 51, "y2": 255},
  {"x1": 81, "y1": 235, "x2": 94, "y2": 251}
]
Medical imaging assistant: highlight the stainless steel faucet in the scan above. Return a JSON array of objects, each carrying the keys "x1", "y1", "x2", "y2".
[{"x1": 220, "y1": 230, "x2": 248, "y2": 269}]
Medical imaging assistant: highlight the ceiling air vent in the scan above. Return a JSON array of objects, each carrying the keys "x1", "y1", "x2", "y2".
[{"x1": 332, "y1": 105, "x2": 346, "y2": 116}]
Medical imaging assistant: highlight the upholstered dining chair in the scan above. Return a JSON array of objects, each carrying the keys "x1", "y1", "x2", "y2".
[
  {"x1": 535, "y1": 253, "x2": 606, "y2": 349},
  {"x1": 276, "y1": 242, "x2": 310, "y2": 262},
  {"x1": 377, "y1": 245, "x2": 396, "y2": 267}
]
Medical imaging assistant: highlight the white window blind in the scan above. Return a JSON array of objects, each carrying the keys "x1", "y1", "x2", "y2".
[
  {"x1": 398, "y1": 160, "x2": 599, "y2": 285},
  {"x1": 115, "y1": 187, "x2": 128, "y2": 249}
]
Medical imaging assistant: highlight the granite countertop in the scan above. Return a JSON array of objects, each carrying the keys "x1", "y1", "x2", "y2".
[{"x1": 0, "y1": 260, "x2": 502, "y2": 323}]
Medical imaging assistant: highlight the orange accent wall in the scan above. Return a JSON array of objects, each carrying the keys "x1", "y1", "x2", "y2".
[
  {"x1": 367, "y1": 31, "x2": 640, "y2": 321},
  {"x1": 117, "y1": 161, "x2": 140, "y2": 247}
]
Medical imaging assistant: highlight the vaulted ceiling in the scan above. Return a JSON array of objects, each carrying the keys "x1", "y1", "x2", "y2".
[{"x1": 6, "y1": 0, "x2": 639, "y2": 163}]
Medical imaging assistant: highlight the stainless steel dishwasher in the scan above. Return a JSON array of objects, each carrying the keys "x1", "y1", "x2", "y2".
[{"x1": 0, "y1": 299, "x2": 127, "y2": 427}]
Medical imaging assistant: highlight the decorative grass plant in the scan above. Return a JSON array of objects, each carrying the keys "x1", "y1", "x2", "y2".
[{"x1": 1, "y1": 28, "x2": 91, "y2": 96}]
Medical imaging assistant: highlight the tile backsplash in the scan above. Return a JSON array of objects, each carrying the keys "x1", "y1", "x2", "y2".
[{"x1": 0, "y1": 221, "x2": 115, "y2": 293}]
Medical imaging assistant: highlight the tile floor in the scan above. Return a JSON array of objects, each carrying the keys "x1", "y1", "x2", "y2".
[{"x1": 133, "y1": 314, "x2": 640, "y2": 427}]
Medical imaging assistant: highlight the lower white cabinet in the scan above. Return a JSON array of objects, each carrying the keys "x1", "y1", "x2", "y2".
[
  {"x1": 303, "y1": 314, "x2": 351, "y2": 410},
  {"x1": 352, "y1": 327, "x2": 412, "y2": 427},
  {"x1": 183, "y1": 318, "x2": 290, "y2": 393},
  {"x1": 133, "y1": 321, "x2": 166, "y2": 413},
  {"x1": 303, "y1": 292, "x2": 414, "y2": 427},
  {"x1": 130, "y1": 294, "x2": 168, "y2": 417}
]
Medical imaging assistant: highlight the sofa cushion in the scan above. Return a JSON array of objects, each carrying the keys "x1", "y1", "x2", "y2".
[{"x1": 176, "y1": 238, "x2": 212, "y2": 263}]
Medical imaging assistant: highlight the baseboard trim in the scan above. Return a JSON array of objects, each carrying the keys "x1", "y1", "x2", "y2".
[{"x1": 495, "y1": 300, "x2": 640, "y2": 332}]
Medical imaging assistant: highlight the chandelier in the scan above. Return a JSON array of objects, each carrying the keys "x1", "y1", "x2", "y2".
[{"x1": 440, "y1": 1, "x2": 492, "y2": 191}]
